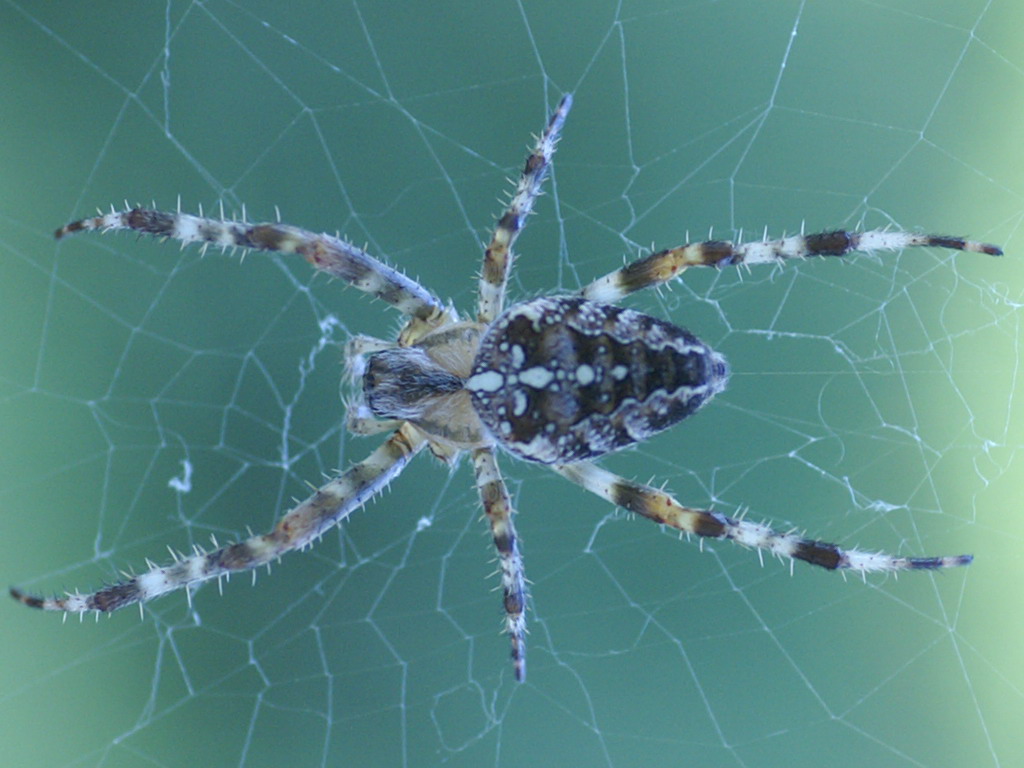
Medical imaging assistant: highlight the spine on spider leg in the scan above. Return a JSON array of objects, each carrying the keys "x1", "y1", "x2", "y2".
[
  {"x1": 11, "y1": 425, "x2": 427, "y2": 615},
  {"x1": 55, "y1": 207, "x2": 447, "y2": 323}
]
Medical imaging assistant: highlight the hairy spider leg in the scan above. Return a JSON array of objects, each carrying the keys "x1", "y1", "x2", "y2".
[
  {"x1": 555, "y1": 462, "x2": 972, "y2": 573},
  {"x1": 473, "y1": 448, "x2": 527, "y2": 681},
  {"x1": 55, "y1": 207, "x2": 452, "y2": 344},
  {"x1": 477, "y1": 93, "x2": 572, "y2": 324},
  {"x1": 11, "y1": 425, "x2": 427, "y2": 614},
  {"x1": 581, "y1": 229, "x2": 1003, "y2": 303}
]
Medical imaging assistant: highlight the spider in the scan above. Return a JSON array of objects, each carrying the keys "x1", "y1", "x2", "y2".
[{"x1": 13, "y1": 94, "x2": 1001, "y2": 682}]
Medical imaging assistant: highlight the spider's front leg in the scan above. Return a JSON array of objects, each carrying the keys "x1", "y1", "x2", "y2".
[
  {"x1": 581, "y1": 229, "x2": 1003, "y2": 302},
  {"x1": 555, "y1": 462, "x2": 972, "y2": 573},
  {"x1": 11, "y1": 424, "x2": 427, "y2": 614},
  {"x1": 477, "y1": 93, "x2": 572, "y2": 324},
  {"x1": 55, "y1": 206, "x2": 453, "y2": 343},
  {"x1": 472, "y1": 448, "x2": 528, "y2": 681}
]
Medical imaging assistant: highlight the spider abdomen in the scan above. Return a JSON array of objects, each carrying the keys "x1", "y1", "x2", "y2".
[{"x1": 467, "y1": 296, "x2": 729, "y2": 463}]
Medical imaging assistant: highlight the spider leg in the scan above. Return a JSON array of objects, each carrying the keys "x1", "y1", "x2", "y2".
[
  {"x1": 472, "y1": 447, "x2": 528, "y2": 682},
  {"x1": 11, "y1": 424, "x2": 427, "y2": 614},
  {"x1": 55, "y1": 207, "x2": 451, "y2": 337},
  {"x1": 554, "y1": 461, "x2": 972, "y2": 573},
  {"x1": 477, "y1": 93, "x2": 572, "y2": 324},
  {"x1": 346, "y1": 410, "x2": 404, "y2": 436},
  {"x1": 581, "y1": 229, "x2": 1003, "y2": 303}
]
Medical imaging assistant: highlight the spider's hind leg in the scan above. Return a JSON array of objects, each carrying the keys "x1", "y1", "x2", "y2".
[
  {"x1": 555, "y1": 461, "x2": 972, "y2": 573},
  {"x1": 581, "y1": 229, "x2": 1003, "y2": 303}
]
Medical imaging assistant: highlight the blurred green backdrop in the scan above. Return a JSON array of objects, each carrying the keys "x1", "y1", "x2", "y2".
[{"x1": 1, "y1": 1, "x2": 1021, "y2": 767}]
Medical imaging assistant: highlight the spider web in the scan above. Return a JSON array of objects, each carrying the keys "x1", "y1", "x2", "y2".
[{"x1": 2, "y1": 1, "x2": 1022, "y2": 766}]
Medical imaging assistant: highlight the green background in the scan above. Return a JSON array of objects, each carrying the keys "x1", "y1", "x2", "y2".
[{"x1": 1, "y1": 1, "x2": 1021, "y2": 766}]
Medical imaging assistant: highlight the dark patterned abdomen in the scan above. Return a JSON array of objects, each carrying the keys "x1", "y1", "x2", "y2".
[{"x1": 467, "y1": 296, "x2": 729, "y2": 463}]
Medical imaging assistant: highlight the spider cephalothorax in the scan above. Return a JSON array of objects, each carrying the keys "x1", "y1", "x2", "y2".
[{"x1": 14, "y1": 94, "x2": 998, "y2": 682}]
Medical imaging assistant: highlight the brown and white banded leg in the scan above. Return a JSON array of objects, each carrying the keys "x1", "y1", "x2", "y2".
[
  {"x1": 472, "y1": 447, "x2": 528, "y2": 681},
  {"x1": 477, "y1": 93, "x2": 573, "y2": 324},
  {"x1": 11, "y1": 424, "x2": 427, "y2": 614},
  {"x1": 555, "y1": 461, "x2": 972, "y2": 573},
  {"x1": 581, "y1": 229, "x2": 1003, "y2": 303},
  {"x1": 56, "y1": 205, "x2": 451, "y2": 342}
]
